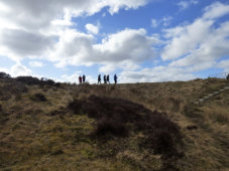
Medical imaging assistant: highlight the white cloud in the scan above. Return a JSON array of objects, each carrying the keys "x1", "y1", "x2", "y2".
[
  {"x1": 0, "y1": 62, "x2": 43, "y2": 78},
  {"x1": 0, "y1": 0, "x2": 149, "y2": 31},
  {"x1": 99, "y1": 64, "x2": 117, "y2": 74},
  {"x1": 29, "y1": 61, "x2": 44, "y2": 68},
  {"x1": 49, "y1": 29, "x2": 94, "y2": 68},
  {"x1": 151, "y1": 17, "x2": 173, "y2": 28},
  {"x1": 119, "y1": 66, "x2": 195, "y2": 83},
  {"x1": 0, "y1": 0, "x2": 151, "y2": 63},
  {"x1": 94, "y1": 28, "x2": 159, "y2": 72},
  {"x1": 151, "y1": 19, "x2": 158, "y2": 28},
  {"x1": 162, "y1": 2, "x2": 229, "y2": 74},
  {"x1": 99, "y1": 61, "x2": 140, "y2": 74},
  {"x1": 10, "y1": 63, "x2": 32, "y2": 77},
  {"x1": 61, "y1": 71, "x2": 81, "y2": 83},
  {"x1": 51, "y1": 28, "x2": 158, "y2": 73},
  {"x1": 218, "y1": 60, "x2": 229, "y2": 73},
  {"x1": 203, "y1": 2, "x2": 229, "y2": 19},
  {"x1": 152, "y1": 2, "x2": 229, "y2": 82},
  {"x1": 0, "y1": 67, "x2": 9, "y2": 74},
  {"x1": 106, "y1": 0, "x2": 150, "y2": 14},
  {"x1": 169, "y1": 21, "x2": 229, "y2": 72},
  {"x1": 102, "y1": 12, "x2": 106, "y2": 17},
  {"x1": 51, "y1": 9, "x2": 73, "y2": 27},
  {"x1": 177, "y1": 0, "x2": 198, "y2": 10},
  {"x1": 85, "y1": 23, "x2": 99, "y2": 34},
  {"x1": 0, "y1": 29, "x2": 56, "y2": 59},
  {"x1": 94, "y1": 29, "x2": 157, "y2": 63},
  {"x1": 162, "y1": 16, "x2": 173, "y2": 27},
  {"x1": 162, "y1": 19, "x2": 213, "y2": 60}
]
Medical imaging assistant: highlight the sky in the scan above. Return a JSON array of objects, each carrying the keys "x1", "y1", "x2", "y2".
[{"x1": 0, "y1": 0, "x2": 229, "y2": 83}]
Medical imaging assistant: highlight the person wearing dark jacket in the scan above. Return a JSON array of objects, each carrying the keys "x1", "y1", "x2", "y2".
[
  {"x1": 78, "y1": 76, "x2": 82, "y2": 84},
  {"x1": 98, "y1": 74, "x2": 101, "y2": 84},
  {"x1": 114, "y1": 74, "x2": 117, "y2": 84},
  {"x1": 82, "y1": 75, "x2": 86, "y2": 83},
  {"x1": 103, "y1": 75, "x2": 107, "y2": 84},
  {"x1": 106, "y1": 75, "x2": 110, "y2": 84}
]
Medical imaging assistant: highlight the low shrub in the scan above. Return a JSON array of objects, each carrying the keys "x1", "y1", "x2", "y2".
[
  {"x1": 16, "y1": 76, "x2": 59, "y2": 87},
  {"x1": 68, "y1": 95, "x2": 183, "y2": 158},
  {"x1": 0, "y1": 72, "x2": 11, "y2": 79},
  {"x1": 16, "y1": 76, "x2": 41, "y2": 85},
  {"x1": 186, "y1": 125, "x2": 198, "y2": 130},
  {"x1": 94, "y1": 118, "x2": 129, "y2": 138},
  {"x1": 30, "y1": 93, "x2": 47, "y2": 102}
]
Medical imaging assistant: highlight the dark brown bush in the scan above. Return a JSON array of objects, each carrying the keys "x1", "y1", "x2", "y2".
[
  {"x1": 186, "y1": 125, "x2": 198, "y2": 130},
  {"x1": 0, "y1": 72, "x2": 11, "y2": 79},
  {"x1": 30, "y1": 93, "x2": 47, "y2": 102},
  {"x1": 68, "y1": 99, "x2": 83, "y2": 114},
  {"x1": 16, "y1": 76, "x2": 41, "y2": 85},
  {"x1": 68, "y1": 95, "x2": 183, "y2": 158},
  {"x1": 95, "y1": 118, "x2": 129, "y2": 138},
  {"x1": 16, "y1": 76, "x2": 59, "y2": 87}
]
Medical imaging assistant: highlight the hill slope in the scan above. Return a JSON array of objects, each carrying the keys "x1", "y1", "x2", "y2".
[{"x1": 0, "y1": 77, "x2": 229, "y2": 170}]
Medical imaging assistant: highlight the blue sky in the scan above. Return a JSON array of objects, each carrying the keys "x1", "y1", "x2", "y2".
[{"x1": 0, "y1": 0, "x2": 229, "y2": 83}]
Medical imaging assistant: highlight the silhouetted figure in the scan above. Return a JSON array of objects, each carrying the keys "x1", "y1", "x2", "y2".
[
  {"x1": 107, "y1": 75, "x2": 110, "y2": 84},
  {"x1": 114, "y1": 74, "x2": 117, "y2": 85},
  {"x1": 98, "y1": 74, "x2": 101, "y2": 84},
  {"x1": 103, "y1": 75, "x2": 107, "y2": 84},
  {"x1": 79, "y1": 76, "x2": 82, "y2": 84},
  {"x1": 227, "y1": 74, "x2": 229, "y2": 81},
  {"x1": 82, "y1": 75, "x2": 86, "y2": 83}
]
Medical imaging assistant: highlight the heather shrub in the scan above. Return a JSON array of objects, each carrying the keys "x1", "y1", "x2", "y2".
[
  {"x1": 68, "y1": 95, "x2": 183, "y2": 158},
  {"x1": 16, "y1": 76, "x2": 59, "y2": 87},
  {"x1": 30, "y1": 93, "x2": 47, "y2": 102},
  {"x1": 94, "y1": 118, "x2": 129, "y2": 138},
  {"x1": 0, "y1": 72, "x2": 11, "y2": 79}
]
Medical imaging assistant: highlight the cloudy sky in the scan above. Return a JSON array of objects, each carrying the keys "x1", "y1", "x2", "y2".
[{"x1": 0, "y1": 0, "x2": 229, "y2": 83}]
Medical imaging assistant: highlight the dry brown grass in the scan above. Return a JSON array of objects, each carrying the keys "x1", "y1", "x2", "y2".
[{"x1": 0, "y1": 77, "x2": 229, "y2": 170}]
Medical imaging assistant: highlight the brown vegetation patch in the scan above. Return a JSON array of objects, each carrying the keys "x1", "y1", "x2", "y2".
[
  {"x1": 0, "y1": 105, "x2": 9, "y2": 125},
  {"x1": 0, "y1": 79, "x2": 27, "y2": 101},
  {"x1": 68, "y1": 95, "x2": 183, "y2": 158},
  {"x1": 30, "y1": 93, "x2": 47, "y2": 102},
  {"x1": 186, "y1": 125, "x2": 198, "y2": 130}
]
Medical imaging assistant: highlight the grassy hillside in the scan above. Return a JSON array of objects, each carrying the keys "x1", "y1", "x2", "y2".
[{"x1": 0, "y1": 76, "x2": 229, "y2": 170}]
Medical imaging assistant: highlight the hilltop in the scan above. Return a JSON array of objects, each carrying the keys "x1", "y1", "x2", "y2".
[{"x1": 0, "y1": 74, "x2": 229, "y2": 170}]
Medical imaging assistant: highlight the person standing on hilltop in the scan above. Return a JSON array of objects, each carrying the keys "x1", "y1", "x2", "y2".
[
  {"x1": 114, "y1": 74, "x2": 117, "y2": 85},
  {"x1": 78, "y1": 76, "x2": 82, "y2": 84},
  {"x1": 107, "y1": 75, "x2": 110, "y2": 84},
  {"x1": 82, "y1": 75, "x2": 86, "y2": 83},
  {"x1": 103, "y1": 75, "x2": 107, "y2": 84},
  {"x1": 98, "y1": 74, "x2": 101, "y2": 84}
]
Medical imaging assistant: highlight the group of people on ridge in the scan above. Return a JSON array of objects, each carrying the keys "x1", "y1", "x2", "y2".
[
  {"x1": 78, "y1": 74, "x2": 118, "y2": 84},
  {"x1": 78, "y1": 75, "x2": 86, "y2": 84},
  {"x1": 98, "y1": 74, "x2": 117, "y2": 84}
]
